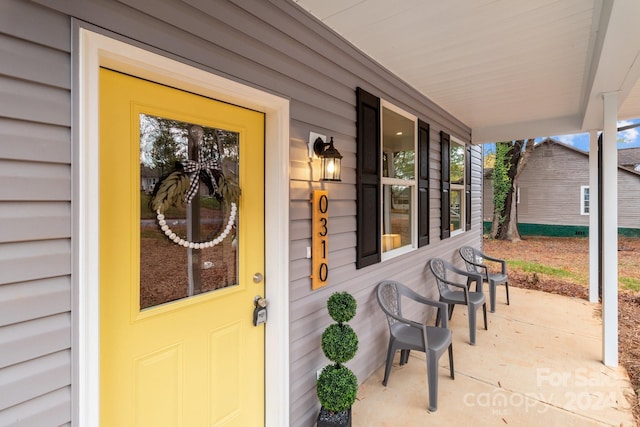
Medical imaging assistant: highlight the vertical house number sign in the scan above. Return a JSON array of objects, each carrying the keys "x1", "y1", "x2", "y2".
[{"x1": 311, "y1": 190, "x2": 329, "y2": 290}]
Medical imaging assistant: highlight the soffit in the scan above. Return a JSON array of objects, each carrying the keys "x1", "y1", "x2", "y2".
[{"x1": 293, "y1": 0, "x2": 640, "y2": 143}]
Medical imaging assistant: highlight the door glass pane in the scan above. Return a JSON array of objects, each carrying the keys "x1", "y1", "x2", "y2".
[{"x1": 140, "y1": 114, "x2": 239, "y2": 310}]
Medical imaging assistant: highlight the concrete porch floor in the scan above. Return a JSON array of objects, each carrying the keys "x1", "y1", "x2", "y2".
[{"x1": 352, "y1": 286, "x2": 636, "y2": 426}]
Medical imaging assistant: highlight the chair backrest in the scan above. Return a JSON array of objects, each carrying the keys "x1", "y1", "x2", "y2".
[
  {"x1": 376, "y1": 281, "x2": 403, "y2": 329},
  {"x1": 428, "y1": 258, "x2": 453, "y2": 295},
  {"x1": 429, "y1": 258, "x2": 464, "y2": 298},
  {"x1": 459, "y1": 246, "x2": 482, "y2": 274}
]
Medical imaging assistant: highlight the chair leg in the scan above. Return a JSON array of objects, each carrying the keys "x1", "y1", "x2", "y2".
[
  {"x1": 435, "y1": 307, "x2": 441, "y2": 326},
  {"x1": 400, "y1": 349, "x2": 410, "y2": 365},
  {"x1": 468, "y1": 304, "x2": 476, "y2": 345},
  {"x1": 489, "y1": 281, "x2": 497, "y2": 313},
  {"x1": 483, "y1": 303, "x2": 488, "y2": 330},
  {"x1": 505, "y1": 282, "x2": 510, "y2": 305},
  {"x1": 426, "y1": 351, "x2": 439, "y2": 412},
  {"x1": 382, "y1": 343, "x2": 396, "y2": 386},
  {"x1": 448, "y1": 304, "x2": 455, "y2": 320},
  {"x1": 448, "y1": 343, "x2": 454, "y2": 380}
]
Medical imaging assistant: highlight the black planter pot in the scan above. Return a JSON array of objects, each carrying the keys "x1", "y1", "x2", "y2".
[{"x1": 317, "y1": 407, "x2": 351, "y2": 427}]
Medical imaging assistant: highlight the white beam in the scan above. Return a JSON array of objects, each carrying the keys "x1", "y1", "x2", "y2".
[
  {"x1": 588, "y1": 130, "x2": 599, "y2": 303},
  {"x1": 601, "y1": 92, "x2": 618, "y2": 367},
  {"x1": 581, "y1": 1, "x2": 640, "y2": 130},
  {"x1": 471, "y1": 115, "x2": 580, "y2": 144}
]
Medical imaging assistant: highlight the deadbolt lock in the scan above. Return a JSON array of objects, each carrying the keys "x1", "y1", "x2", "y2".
[{"x1": 253, "y1": 295, "x2": 267, "y2": 326}]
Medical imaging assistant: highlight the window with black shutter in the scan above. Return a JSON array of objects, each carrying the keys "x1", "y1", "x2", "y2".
[
  {"x1": 356, "y1": 88, "x2": 432, "y2": 268},
  {"x1": 441, "y1": 131, "x2": 470, "y2": 238}
]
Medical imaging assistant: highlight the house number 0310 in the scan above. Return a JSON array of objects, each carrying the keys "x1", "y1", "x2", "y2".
[{"x1": 311, "y1": 190, "x2": 329, "y2": 290}]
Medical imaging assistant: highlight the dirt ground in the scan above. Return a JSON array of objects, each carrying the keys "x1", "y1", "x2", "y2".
[{"x1": 484, "y1": 236, "x2": 640, "y2": 422}]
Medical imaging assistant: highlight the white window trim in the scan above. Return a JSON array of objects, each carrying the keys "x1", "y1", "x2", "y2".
[
  {"x1": 581, "y1": 185, "x2": 590, "y2": 215},
  {"x1": 450, "y1": 135, "x2": 466, "y2": 237},
  {"x1": 380, "y1": 100, "x2": 418, "y2": 261}
]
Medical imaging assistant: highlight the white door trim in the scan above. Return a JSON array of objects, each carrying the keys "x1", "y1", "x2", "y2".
[{"x1": 75, "y1": 28, "x2": 290, "y2": 426}]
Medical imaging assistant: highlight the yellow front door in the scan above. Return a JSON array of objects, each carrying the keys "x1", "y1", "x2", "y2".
[{"x1": 99, "y1": 68, "x2": 265, "y2": 426}]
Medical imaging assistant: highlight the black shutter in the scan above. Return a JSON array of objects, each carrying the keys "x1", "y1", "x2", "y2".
[
  {"x1": 440, "y1": 131, "x2": 450, "y2": 239},
  {"x1": 465, "y1": 145, "x2": 472, "y2": 231},
  {"x1": 417, "y1": 119, "x2": 430, "y2": 247},
  {"x1": 356, "y1": 87, "x2": 381, "y2": 268}
]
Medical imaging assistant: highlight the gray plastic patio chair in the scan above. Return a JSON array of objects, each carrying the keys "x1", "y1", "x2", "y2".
[
  {"x1": 459, "y1": 246, "x2": 510, "y2": 313},
  {"x1": 376, "y1": 280, "x2": 454, "y2": 412},
  {"x1": 428, "y1": 258, "x2": 487, "y2": 345}
]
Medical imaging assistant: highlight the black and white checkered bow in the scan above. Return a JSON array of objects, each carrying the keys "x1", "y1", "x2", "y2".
[{"x1": 181, "y1": 143, "x2": 219, "y2": 204}]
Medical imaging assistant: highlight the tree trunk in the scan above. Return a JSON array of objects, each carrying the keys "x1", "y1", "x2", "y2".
[
  {"x1": 504, "y1": 179, "x2": 521, "y2": 241},
  {"x1": 493, "y1": 139, "x2": 534, "y2": 241}
]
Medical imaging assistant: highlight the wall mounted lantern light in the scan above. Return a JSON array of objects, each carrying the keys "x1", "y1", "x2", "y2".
[{"x1": 312, "y1": 136, "x2": 342, "y2": 181}]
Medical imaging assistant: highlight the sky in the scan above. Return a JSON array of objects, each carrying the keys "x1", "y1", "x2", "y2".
[{"x1": 483, "y1": 118, "x2": 640, "y2": 154}]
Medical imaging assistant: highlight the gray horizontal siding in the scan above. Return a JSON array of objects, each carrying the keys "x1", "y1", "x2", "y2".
[
  {"x1": 0, "y1": 386, "x2": 71, "y2": 427},
  {"x1": 0, "y1": 33, "x2": 70, "y2": 90},
  {"x1": 487, "y1": 142, "x2": 640, "y2": 230},
  {"x1": 618, "y1": 171, "x2": 640, "y2": 228},
  {"x1": 0, "y1": 160, "x2": 70, "y2": 201},
  {"x1": 0, "y1": 1, "x2": 72, "y2": 425},
  {"x1": 0, "y1": 277, "x2": 70, "y2": 327},
  {"x1": 9, "y1": 0, "x2": 482, "y2": 425},
  {"x1": 0, "y1": 77, "x2": 70, "y2": 127},
  {"x1": 0, "y1": 240, "x2": 70, "y2": 285},
  {"x1": 0, "y1": 118, "x2": 71, "y2": 164},
  {"x1": 0, "y1": 0, "x2": 70, "y2": 51},
  {"x1": 0, "y1": 313, "x2": 71, "y2": 369},
  {"x1": 0, "y1": 202, "x2": 70, "y2": 243},
  {"x1": 0, "y1": 350, "x2": 70, "y2": 411},
  {"x1": 518, "y1": 144, "x2": 589, "y2": 225}
]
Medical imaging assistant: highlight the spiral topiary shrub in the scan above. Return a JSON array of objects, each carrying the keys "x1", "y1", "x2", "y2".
[{"x1": 317, "y1": 292, "x2": 359, "y2": 425}]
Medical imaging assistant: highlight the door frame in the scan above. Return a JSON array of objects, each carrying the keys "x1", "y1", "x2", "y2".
[{"x1": 73, "y1": 27, "x2": 290, "y2": 426}]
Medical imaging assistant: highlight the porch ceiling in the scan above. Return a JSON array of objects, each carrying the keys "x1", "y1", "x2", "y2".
[{"x1": 293, "y1": 0, "x2": 640, "y2": 144}]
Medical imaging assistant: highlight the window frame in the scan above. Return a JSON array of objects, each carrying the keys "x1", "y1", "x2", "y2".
[
  {"x1": 380, "y1": 101, "x2": 418, "y2": 260},
  {"x1": 449, "y1": 135, "x2": 466, "y2": 236}
]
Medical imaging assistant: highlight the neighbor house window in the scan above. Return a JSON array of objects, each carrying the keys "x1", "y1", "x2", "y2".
[
  {"x1": 581, "y1": 185, "x2": 590, "y2": 215},
  {"x1": 356, "y1": 87, "x2": 430, "y2": 268},
  {"x1": 381, "y1": 103, "x2": 416, "y2": 255}
]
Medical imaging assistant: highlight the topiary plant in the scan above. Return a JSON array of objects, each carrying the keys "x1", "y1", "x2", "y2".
[
  {"x1": 317, "y1": 364, "x2": 358, "y2": 413},
  {"x1": 326, "y1": 291, "x2": 357, "y2": 323},
  {"x1": 317, "y1": 292, "x2": 359, "y2": 421}
]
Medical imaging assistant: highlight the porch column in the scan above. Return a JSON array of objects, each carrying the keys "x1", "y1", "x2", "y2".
[
  {"x1": 588, "y1": 130, "x2": 599, "y2": 303},
  {"x1": 601, "y1": 92, "x2": 618, "y2": 367}
]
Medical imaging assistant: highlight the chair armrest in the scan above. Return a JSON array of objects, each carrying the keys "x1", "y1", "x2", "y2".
[
  {"x1": 437, "y1": 277, "x2": 471, "y2": 303},
  {"x1": 449, "y1": 264, "x2": 485, "y2": 288},
  {"x1": 481, "y1": 253, "x2": 507, "y2": 274},
  {"x1": 401, "y1": 287, "x2": 451, "y2": 328},
  {"x1": 403, "y1": 286, "x2": 447, "y2": 309},
  {"x1": 381, "y1": 308, "x2": 424, "y2": 330}
]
